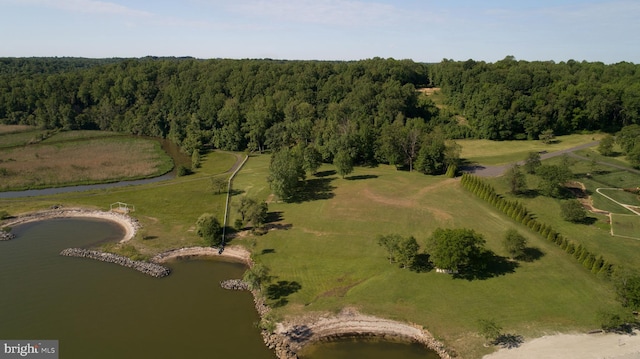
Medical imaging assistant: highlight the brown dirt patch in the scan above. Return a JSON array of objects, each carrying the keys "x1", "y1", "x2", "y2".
[{"x1": 416, "y1": 87, "x2": 441, "y2": 95}]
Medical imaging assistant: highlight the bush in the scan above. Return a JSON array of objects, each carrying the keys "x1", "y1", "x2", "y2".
[
  {"x1": 561, "y1": 199, "x2": 587, "y2": 223},
  {"x1": 0, "y1": 210, "x2": 9, "y2": 220},
  {"x1": 177, "y1": 165, "x2": 192, "y2": 177}
]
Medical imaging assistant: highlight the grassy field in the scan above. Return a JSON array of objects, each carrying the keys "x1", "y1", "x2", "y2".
[
  {"x1": 0, "y1": 133, "x2": 173, "y2": 191},
  {"x1": 231, "y1": 154, "x2": 619, "y2": 358},
  {"x1": 611, "y1": 214, "x2": 640, "y2": 240},
  {"x1": 458, "y1": 134, "x2": 604, "y2": 165}
]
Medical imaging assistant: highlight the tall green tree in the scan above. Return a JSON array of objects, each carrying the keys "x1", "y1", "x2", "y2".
[
  {"x1": 502, "y1": 229, "x2": 527, "y2": 259},
  {"x1": 267, "y1": 148, "x2": 305, "y2": 202},
  {"x1": 536, "y1": 164, "x2": 572, "y2": 197},
  {"x1": 598, "y1": 134, "x2": 615, "y2": 156},
  {"x1": 426, "y1": 228, "x2": 486, "y2": 272},
  {"x1": 561, "y1": 199, "x2": 588, "y2": 223},
  {"x1": 196, "y1": 213, "x2": 222, "y2": 246},
  {"x1": 333, "y1": 149, "x2": 354, "y2": 178},
  {"x1": 504, "y1": 164, "x2": 527, "y2": 194},
  {"x1": 523, "y1": 151, "x2": 541, "y2": 174}
]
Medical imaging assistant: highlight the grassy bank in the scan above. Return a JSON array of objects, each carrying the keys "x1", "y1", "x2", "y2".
[{"x1": 231, "y1": 154, "x2": 619, "y2": 358}]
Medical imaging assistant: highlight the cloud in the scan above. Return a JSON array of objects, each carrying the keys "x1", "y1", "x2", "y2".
[{"x1": 16, "y1": 0, "x2": 153, "y2": 17}]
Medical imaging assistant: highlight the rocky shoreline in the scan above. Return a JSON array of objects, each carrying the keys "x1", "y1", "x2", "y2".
[
  {"x1": 0, "y1": 229, "x2": 15, "y2": 241},
  {"x1": 60, "y1": 248, "x2": 171, "y2": 278}
]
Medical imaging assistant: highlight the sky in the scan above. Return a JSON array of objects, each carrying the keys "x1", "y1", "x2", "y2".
[{"x1": 0, "y1": 0, "x2": 638, "y2": 63}]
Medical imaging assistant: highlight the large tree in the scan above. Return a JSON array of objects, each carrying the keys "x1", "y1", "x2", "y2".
[
  {"x1": 561, "y1": 199, "x2": 588, "y2": 223},
  {"x1": 504, "y1": 164, "x2": 527, "y2": 194},
  {"x1": 502, "y1": 229, "x2": 527, "y2": 259},
  {"x1": 333, "y1": 149, "x2": 354, "y2": 178},
  {"x1": 536, "y1": 164, "x2": 573, "y2": 197},
  {"x1": 196, "y1": 213, "x2": 222, "y2": 246},
  {"x1": 426, "y1": 228, "x2": 486, "y2": 272},
  {"x1": 523, "y1": 151, "x2": 541, "y2": 174},
  {"x1": 267, "y1": 148, "x2": 305, "y2": 202}
]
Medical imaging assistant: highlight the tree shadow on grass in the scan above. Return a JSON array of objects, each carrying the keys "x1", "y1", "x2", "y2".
[
  {"x1": 266, "y1": 280, "x2": 302, "y2": 307},
  {"x1": 518, "y1": 247, "x2": 544, "y2": 262},
  {"x1": 454, "y1": 251, "x2": 519, "y2": 281},
  {"x1": 314, "y1": 170, "x2": 336, "y2": 177},
  {"x1": 265, "y1": 211, "x2": 284, "y2": 223},
  {"x1": 292, "y1": 177, "x2": 335, "y2": 202},
  {"x1": 493, "y1": 334, "x2": 524, "y2": 349},
  {"x1": 346, "y1": 174, "x2": 379, "y2": 181}
]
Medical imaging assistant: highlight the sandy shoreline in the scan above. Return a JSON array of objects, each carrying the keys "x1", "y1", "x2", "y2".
[
  {"x1": 2, "y1": 208, "x2": 139, "y2": 242},
  {"x1": 484, "y1": 331, "x2": 640, "y2": 359},
  {"x1": 151, "y1": 245, "x2": 252, "y2": 265}
]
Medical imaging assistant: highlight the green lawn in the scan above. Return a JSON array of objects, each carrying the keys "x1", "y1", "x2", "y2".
[
  {"x1": 232, "y1": 154, "x2": 619, "y2": 358},
  {"x1": 611, "y1": 214, "x2": 640, "y2": 240},
  {"x1": 459, "y1": 134, "x2": 603, "y2": 165}
]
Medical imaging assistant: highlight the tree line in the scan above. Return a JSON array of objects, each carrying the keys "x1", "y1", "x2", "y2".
[{"x1": 431, "y1": 56, "x2": 640, "y2": 140}]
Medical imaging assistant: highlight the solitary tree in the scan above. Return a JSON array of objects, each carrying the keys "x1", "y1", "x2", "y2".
[
  {"x1": 211, "y1": 176, "x2": 227, "y2": 194},
  {"x1": 396, "y1": 236, "x2": 420, "y2": 269},
  {"x1": 268, "y1": 148, "x2": 305, "y2": 202},
  {"x1": 196, "y1": 213, "x2": 222, "y2": 246},
  {"x1": 539, "y1": 129, "x2": 555, "y2": 144},
  {"x1": 502, "y1": 229, "x2": 527, "y2": 259},
  {"x1": 478, "y1": 318, "x2": 503, "y2": 344},
  {"x1": 523, "y1": 152, "x2": 541, "y2": 174},
  {"x1": 426, "y1": 228, "x2": 486, "y2": 272},
  {"x1": 243, "y1": 263, "x2": 270, "y2": 290},
  {"x1": 334, "y1": 149, "x2": 354, "y2": 178},
  {"x1": 536, "y1": 164, "x2": 572, "y2": 197},
  {"x1": 561, "y1": 199, "x2": 587, "y2": 223},
  {"x1": 598, "y1": 134, "x2": 615, "y2": 156},
  {"x1": 504, "y1": 164, "x2": 527, "y2": 194}
]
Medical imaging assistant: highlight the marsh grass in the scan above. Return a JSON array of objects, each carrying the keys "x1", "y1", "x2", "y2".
[{"x1": 0, "y1": 137, "x2": 173, "y2": 191}]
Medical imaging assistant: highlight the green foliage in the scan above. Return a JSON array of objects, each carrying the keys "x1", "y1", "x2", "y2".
[
  {"x1": 195, "y1": 213, "x2": 222, "y2": 246},
  {"x1": 504, "y1": 164, "x2": 527, "y2": 194},
  {"x1": 613, "y1": 268, "x2": 640, "y2": 309},
  {"x1": 333, "y1": 149, "x2": 354, "y2": 179},
  {"x1": 176, "y1": 165, "x2": 191, "y2": 177},
  {"x1": 539, "y1": 129, "x2": 555, "y2": 144},
  {"x1": 396, "y1": 236, "x2": 420, "y2": 269},
  {"x1": 267, "y1": 148, "x2": 305, "y2": 202},
  {"x1": 243, "y1": 263, "x2": 270, "y2": 291},
  {"x1": 503, "y1": 229, "x2": 527, "y2": 259},
  {"x1": 536, "y1": 164, "x2": 573, "y2": 197},
  {"x1": 560, "y1": 199, "x2": 588, "y2": 223},
  {"x1": 191, "y1": 149, "x2": 201, "y2": 169},
  {"x1": 598, "y1": 310, "x2": 637, "y2": 333},
  {"x1": 598, "y1": 134, "x2": 615, "y2": 156},
  {"x1": 0, "y1": 210, "x2": 9, "y2": 220},
  {"x1": 301, "y1": 145, "x2": 322, "y2": 175},
  {"x1": 426, "y1": 228, "x2": 486, "y2": 272},
  {"x1": 210, "y1": 176, "x2": 227, "y2": 195},
  {"x1": 617, "y1": 125, "x2": 640, "y2": 154},
  {"x1": 523, "y1": 152, "x2": 541, "y2": 174},
  {"x1": 445, "y1": 164, "x2": 457, "y2": 178}
]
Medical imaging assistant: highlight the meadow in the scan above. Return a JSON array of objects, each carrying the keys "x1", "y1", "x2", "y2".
[{"x1": 0, "y1": 129, "x2": 173, "y2": 191}]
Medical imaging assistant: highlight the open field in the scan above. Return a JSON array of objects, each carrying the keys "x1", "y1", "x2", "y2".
[
  {"x1": 0, "y1": 135, "x2": 173, "y2": 191},
  {"x1": 459, "y1": 134, "x2": 604, "y2": 165},
  {"x1": 0, "y1": 124, "x2": 35, "y2": 134},
  {"x1": 232, "y1": 154, "x2": 619, "y2": 358},
  {"x1": 611, "y1": 214, "x2": 640, "y2": 240}
]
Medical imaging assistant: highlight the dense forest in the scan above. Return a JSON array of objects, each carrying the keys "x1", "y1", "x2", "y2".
[{"x1": 1, "y1": 56, "x2": 639, "y2": 171}]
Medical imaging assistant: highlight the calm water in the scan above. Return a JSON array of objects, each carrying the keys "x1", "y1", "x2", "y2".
[
  {"x1": 0, "y1": 219, "x2": 274, "y2": 359},
  {"x1": 0, "y1": 218, "x2": 440, "y2": 359}
]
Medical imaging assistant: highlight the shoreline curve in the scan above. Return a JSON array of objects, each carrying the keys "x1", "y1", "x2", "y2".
[{"x1": 1, "y1": 208, "x2": 139, "y2": 242}]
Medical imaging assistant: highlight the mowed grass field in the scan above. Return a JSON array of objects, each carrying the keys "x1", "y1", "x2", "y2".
[
  {"x1": 0, "y1": 129, "x2": 173, "y2": 191},
  {"x1": 231, "y1": 154, "x2": 619, "y2": 358},
  {"x1": 459, "y1": 133, "x2": 604, "y2": 165},
  {"x1": 611, "y1": 214, "x2": 640, "y2": 239}
]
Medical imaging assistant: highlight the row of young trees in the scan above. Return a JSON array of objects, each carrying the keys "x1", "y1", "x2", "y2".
[
  {"x1": 460, "y1": 174, "x2": 614, "y2": 277},
  {"x1": 431, "y1": 57, "x2": 640, "y2": 140}
]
